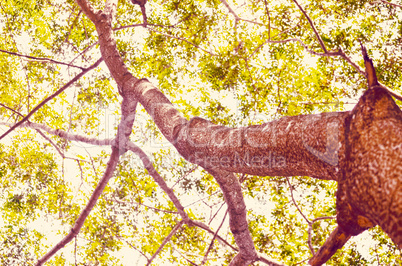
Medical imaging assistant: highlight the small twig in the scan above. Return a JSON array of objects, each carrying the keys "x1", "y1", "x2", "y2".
[
  {"x1": 257, "y1": 254, "x2": 284, "y2": 266},
  {"x1": 286, "y1": 177, "x2": 309, "y2": 223},
  {"x1": 172, "y1": 246, "x2": 199, "y2": 266},
  {"x1": 146, "y1": 220, "x2": 184, "y2": 266},
  {"x1": 117, "y1": 235, "x2": 150, "y2": 262},
  {"x1": 263, "y1": 0, "x2": 271, "y2": 40},
  {"x1": 35, "y1": 128, "x2": 65, "y2": 158},
  {"x1": 126, "y1": 142, "x2": 189, "y2": 221},
  {"x1": 183, "y1": 190, "x2": 220, "y2": 208},
  {"x1": 248, "y1": 24, "x2": 300, "y2": 60},
  {"x1": 171, "y1": 165, "x2": 198, "y2": 189},
  {"x1": 208, "y1": 201, "x2": 226, "y2": 226}
]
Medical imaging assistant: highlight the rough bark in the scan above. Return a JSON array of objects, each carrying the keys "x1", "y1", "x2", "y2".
[
  {"x1": 308, "y1": 226, "x2": 351, "y2": 266},
  {"x1": 337, "y1": 85, "x2": 402, "y2": 247}
]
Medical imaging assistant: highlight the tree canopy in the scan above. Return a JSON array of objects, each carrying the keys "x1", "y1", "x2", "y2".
[{"x1": 0, "y1": 0, "x2": 401, "y2": 265}]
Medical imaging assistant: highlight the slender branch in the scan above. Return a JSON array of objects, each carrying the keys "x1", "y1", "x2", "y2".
[
  {"x1": 247, "y1": 24, "x2": 300, "y2": 59},
  {"x1": 0, "y1": 49, "x2": 85, "y2": 70},
  {"x1": 263, "y1": 0, "x2": 271, "y2": 40},
  {"x1": 286, "y1": 177, "x2": 310, "y2": 223},
  {"x1": 219, "y1": 0, "x2": 266, "y2": 26},
  {"x1": 0, "y1": 58, "x2": 103, "y2": 141},
  {"x1": 312, "y1": 216, "x2": 335, "y2": 223},
  {"x1": 249, "y1": 37, "x2": 341, "y2": 61},
  {"x1": 292, "y1": 0, "x2": 327, "y2": 53},
  {"x1": 35, "y1": 148, "x2": 121, "y2": 266},
  {"x1": 286, "y1": 177, "x2": 315, "y2": 255},
  {"x1": 172, "y1": 246, "x2": 199, "y2": 266},
  {"x1": 192, "y1": 220, "x2": 238, "y2": 251},
  {"x1": 0, "y1": 121, "x2": 113, "y2": 146},
  {"x1": 379, "y1": 0, "x2": 402, "y2": 8},
  {"x1": 117, "y1": 235, "x2": 150, "y2": 262},
  {"x1": 257, "y1": 254, "x2": 284, "y2": 266},
  {"x1": 69, "y1": 41, "x2": 98, "y2": 66},
  {"x1": 146, "y1": 220, "x2": 185, "y2": 266},
  {"x1": 0, "y1": 103, "x2": 24, "y2": 118},
  {"x1": 34, "y1": 128, "x2": 65, "y2": 158},
  {"x1": 126, "y1": 142, "x2": 189, "y2": 221},
  {"x1": 201, "y1": 211, "x2": 228, "y2": 265}
]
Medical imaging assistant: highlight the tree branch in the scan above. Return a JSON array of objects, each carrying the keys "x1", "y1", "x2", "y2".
[
  {"x1": 201, "y1": 210, "x2": 228, "y2": 265},
  {"x1": 126, "y1": 142, "x2": 189, "y2": 220},
  {"x1": 35, "y1": 60, "x2": 137, "y2": 264},
  {"x1": 292, "y1": 0, "x2": 328, "y2": 53},
  {"x1": 206, "y1": 169, "x2": 258, "y2": 265},
  {"x1": 0, "y1": 49, "x2": 85, "y2": 70},
  {"x1": 219, "y1": 0, "x2": 266, "y2": 26},
  {"x1": 146, "y1": 220, "x2": 185, "y2": 266},
  {"x1": 308, "y1": 226, "x2": 351, "y2": 266},
  {"x1": 379, "y1": 0, "x2": 402, "y2": 8},
  {"x1": 0, "y1": 58, "x2": 103, "y2": 141},
  {"x1": 192, "y1": 220, "x2": 238, "y2": 251}
]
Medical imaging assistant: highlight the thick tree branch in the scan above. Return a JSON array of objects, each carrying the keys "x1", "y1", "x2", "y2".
[
  {"x1": 206, "y1": 169, "x2": 258, "y2": 265},
  {"x1": 308, "y1": 226, "x2": 350, "y2": 266}
]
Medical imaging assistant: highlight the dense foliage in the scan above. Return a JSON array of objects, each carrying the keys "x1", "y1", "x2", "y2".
[{"x1": 0, "y1": 0, "x2": 401, "y2": 265}]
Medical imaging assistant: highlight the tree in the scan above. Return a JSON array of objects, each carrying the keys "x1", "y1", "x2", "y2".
[{"x1": 0, "y1": 0, "x2": 401, "y2": 265}]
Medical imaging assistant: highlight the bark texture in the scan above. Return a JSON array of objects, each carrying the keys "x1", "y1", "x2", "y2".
[{"x1": 337, "y1": 85, "x2": 402, "y2": 247}]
